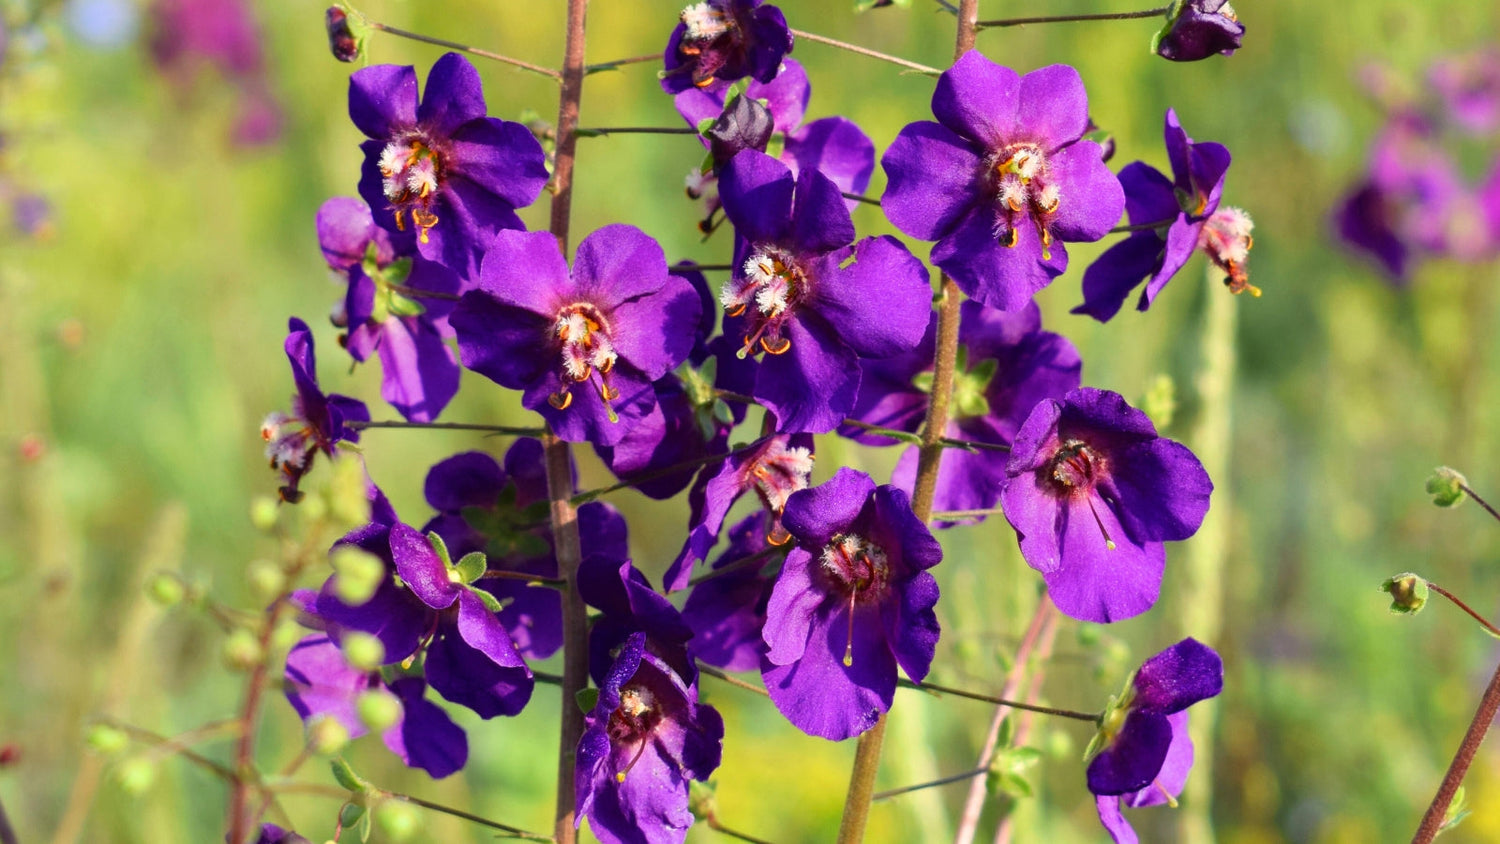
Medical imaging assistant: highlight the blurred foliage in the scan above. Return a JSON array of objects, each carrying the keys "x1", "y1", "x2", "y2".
[{"x1": 2, "y1": 0, "x2": 1500, "y2": 842}]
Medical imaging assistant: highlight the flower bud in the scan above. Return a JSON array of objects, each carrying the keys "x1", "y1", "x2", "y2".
[
  {"x1": 249, "y1": 496, "x2": 279, "y2": 531},
  {"x1": 357, "y1": 689, "x2": 403, "y2": 733},
  {"x1": 325, "y1": 6, "x2": 360, "y2": 62},
  {"x1": 146, "y1": 572, "x2": 185, "y2": 606},
  {"x1": 86, "y1": 724, "x2": 130, "y2": 755},
  {"x1": 330, "y1": 546, "x2": 384, "y2": 606},
  {"x1": 1153, "y1": 0, "x2": 1244, "y2": 63},
  {"x1": 705, "y1": 94, "x2": 775, "y2": 174},
  {"x1": 341, "y1": 631, "x2": 385, "y2": 672},
  {"x1": 222, "y1": 628, "x2": 264, "y2": 672},
  {"x1": 115, "y1": 756, "x2": 157, "y2": 795},
  {"x1": 374, "y1": 800, "x2": 420, "y2": 841},
  {"x1": 246, "y1": 559, "x2": 286, "y2": 600},
  {"x1": 307, "y1": 716, "x2": 350, "y2": 756},
  {"x1": 1381, "y1": 572, "x2": 1429, "y2": 615},
  {"x1": 1427, "y1": 466, "x2": 1468, "y2": 508}
]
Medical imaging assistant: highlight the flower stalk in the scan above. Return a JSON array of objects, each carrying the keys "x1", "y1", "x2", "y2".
[
  {"x1": 1414, "y1": 658, "x2": 1500, "y2": 843},
  {"x1": 788, "y1": 28, "x2": 942, "y2": 76},
  {"x1": 366, "y1": 19, "x2": 562, "y2": 80},
  {"x1": 977, "y1": 5, "x2": 1172, "y2": 28}
]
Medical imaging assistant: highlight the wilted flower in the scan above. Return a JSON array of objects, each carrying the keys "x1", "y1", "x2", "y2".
[
  {"x1": 1153, "y1": 0, "x2": 1244, "y2": 63},
  {"x1": 660, "y1": 0, "x2": 793, "y2": 94},
  {"x1": 260, "y1": 318, "x2": 368, "y2": 502}
]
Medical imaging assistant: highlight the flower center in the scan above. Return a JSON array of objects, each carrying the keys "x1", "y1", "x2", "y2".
[
  {"x1": 606, "y1": 685, "x2": 663, "y2": 782},
  {"x1": 988, "y1": 143, "x2": 1062, "y2": 260},
  {"x1": 746, "y1": 439, "x2": 814, "y2": 545},
  {"x1": 549, "y1": 303, "x2": 622, "y2": 423},
  {"x1": 1047, "y1": 439, "x2": 1118, "y2": 550},
  {"x1": 378, "y1": 137, "x2": 444, "y2": 244},
  {"x1": 676, "y1": 1, "x2": 742, "y2": 87},
  {"x1": 722, "y1": 246, "x2": 806, "y2": 359},
  {"x1": 819, "y1": 533, "x2": 891, "y2": 667},
  {"x1": 1197, "y1": 206, "x2": 1258, "y2": 297}
]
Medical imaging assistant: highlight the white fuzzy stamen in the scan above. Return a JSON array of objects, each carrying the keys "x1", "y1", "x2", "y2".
[
  {"x1": 378, "y1": 142, "x2": 407, "y2": 177},
  {"x1": 681, "y1": 2, "x2": 730, "y2": 39}
]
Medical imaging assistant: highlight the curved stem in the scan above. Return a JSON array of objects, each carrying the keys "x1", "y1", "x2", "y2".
[
  {"x1": 899, "y1": 679, "x2": 1098, "y2": 722},
  {"x1": 576, "y1": 126, "x2": 698, "y2": 136},
  {"x1": 570, "y1": 443, "x2": 756, "y2": 504},
  {"x1": 480, "y1": 570, "x2": 568, "y2": 589},
  {"x1": 875, "y1": 768, "x2": 987, "y2": 801},
  {"x1": 687, "y1": 546, "x2": 783, "y2": 588},
  {"x1": 1427, "y1": 582, "x2": 1500, "y2": 638},
  {"x1": 227, "y1": 597, "x2": 291, "y2": 844},
  {"x1": 788, "y1": 28, "x2": 942, "y2": 76},
  {"x1": 977, "y1": 5, "x2": 1170, "y2": 27},
  {"x1": 1111, "y1": 217, "x2": 1176, "y2": 233},
  {"x1": 697, "y1": 662, "x2": 770, "y2": 697},
  {"x1": 367, "y1": 21, "x2": 562, "y2": 80},
  {"x1": 707, "y1": 820, "x2": 776, "y2": 844},
  {"x1": 842, "y1": 191, "x2": 881, "y2": 207},
  {"x1": 1458, "y1": 483, "x2": 1500, "y2": 525},
  {"x1": 345, "y1": 420, "x2": 545, "y2": 435},
  {"x1": 389, "y1": 792, "x2": 553, "y2": 841},
  {"x1": 1413, "y1": 657, "x2": 1500, "y2": 843},
  {"x1": 584, "y1": 53, "x2": 660, "y2": 74}
]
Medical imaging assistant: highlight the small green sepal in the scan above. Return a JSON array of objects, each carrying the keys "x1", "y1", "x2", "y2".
[
  {"x1": 330, "y1": 756, "x2": 370, "y2": 793},
  {"x1": 454, "y1": 551, "x2": 488, "y2": 584},
  {"x1": 576, "y1": 687, "x2": 600, "y2": 713},
  {"x1": 1427, "y1": 467, "x2": 1468, "y2": 507},
  {"x1": 1381, "y1": 572, "x2": 1429, "y2": 615}
]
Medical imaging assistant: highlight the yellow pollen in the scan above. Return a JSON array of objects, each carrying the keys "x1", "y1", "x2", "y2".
[{"x1": 760, "y1": 336, "x2": 792, "y2": 355}]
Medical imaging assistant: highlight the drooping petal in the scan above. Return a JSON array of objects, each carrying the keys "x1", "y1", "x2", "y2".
[
  {"x1": 1086, "y1": 709, "x2": 1173, "y2": 795},
  {"x1": 762, "y1": 603, "x2": 895, "y2": 741},
  {"x1": 883, "y1": 570, "x2": 940, "y2": 682},
  {"x1": 425, "y1": 591, "x2": 534, "y2": 718},
  {"x1": 1040, "y1": 495, "x2": 1165, "y2": 623},
  {"x1": 382, "y1": 677, "x2": 468, "y2": 778},
  {"x1": 1074, "y1": 234, "x2": 1165, "y2": 323},
  {"x1": 1095, "y1": 796, "x2": 1140, "y2": 844},
  {"x1": 761, "y1": 549, "x2": 825, "y2": 667},
  {"x1": 375, "y1": 317, "x2": 460, "y2": 423},
  {"x1": 1130, "y1": 639, "x2": 1224, "y2": 714}
]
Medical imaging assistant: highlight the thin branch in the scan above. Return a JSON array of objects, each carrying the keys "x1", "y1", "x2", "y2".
[
  {"x1": 697, "y1": 662, "x2": 770, "y2": 697},
  {"x1": 104, "y1": 722, "x2": 239, "y2": 783},
  {"x1": 345, "y1": 420, "x2": 545, "y2": 436},
  {"x1": 367, "y1": 21, "x2": 562, "y2": 80},
  {"x1": 1413, "y1": 657, "x2": 1500, "y2": 842},
  {"x1": 570, "y1": 445, "x2": 754, "y2": 504},
  {"x1": 874, "y1": 767, "x2": 987, "y2": 801},
  {"x1": 479, "y1": 570, "x2": 567, "y2": 588},
  {"x1": 389, "y1": 793, "x2": 553, "y2": 841},
  {"x1": 675, "y1": 263, "x2": 735, "y2": 271},
  {"x1": 584, "y1": 53, "x2": 660, "y2": 74},
  {"x1": 789, "y1": 28, "x2": 942, "y2": 76},
  {"x1": 930, "y1": 507, "x2": 1003, "y2": 521},
  {"x1": 687, "y1": 546, "x2": 782, "y2": 588},
  {"x1": 577, "y1": 126, "x2": 699, "y2": 136},
  {"x1": 977, "y1": 5, "x2": 1171, "y2": 27},
  {"x1": 841, "y1": 191, "x2": 881, "y2": 207},
  {"x1": 707, "y1": 819, "x2": 776, "y2": 844},
  {"x1": 1458, "y1": 483, "x2": 1500, "y2": 525},
  {"x1": 899, "y1": 679, "x2": 1099, "y2": 722},
  {"x1": 227, "y1": 596, "x2": 292, "y2": 844},
  {"x1": 1427, "y1": 582, "x2": 1500, "y2": 638},
  {"x1": 389, "y1": 283, "x2": 461, "y2": 302},
  {"x1": 1111, "y1": 218, "x2": 1176, "y2": 233}
]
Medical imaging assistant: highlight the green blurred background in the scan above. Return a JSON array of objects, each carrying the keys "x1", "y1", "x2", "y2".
[{"x1": 3, "y1": 0, "x2": 1500, "y2": 841}]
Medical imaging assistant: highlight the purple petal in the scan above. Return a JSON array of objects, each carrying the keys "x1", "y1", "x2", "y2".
[
  {"x1": 283, "y1": 635, "x2": 370, "y2": 736},
  {"x1": 1048, "y1": 140, "x2": 1125, "y2": 242},
  {"x1": 610, "y1": 276, "x2": 702, "y2": 381},
  {"x1": 375, "y1": 318, "x2": 460, "y2": 423},
  {"x1": 1131, "y1": 638, "x2": 1224, "y2": 713},
  {"x1": 424, "y1": 451, "x2": 506, "y2": 513},
  {"x1": 417, "y1": 52, "x2": 486, "y2": 136},
  {"x1": 682, "y1": 514, "x2": 773, "y2": 671},
  {"x1": 452, "y1": 293, "x2": 555, "y2": 390},
  {"x1": 316, "y1": 197, "x2": 380, "y2": 270},
  {"x1": 884, "y1": 571, "x2": 940, "y2": 682},
  {"x1": 389, "y1": 521, "x2": 462, "y2": 610},
  {"x1": 1101, "y1": 438, "x2": 1213, "y2": 543},
  {"x1": 783, "y1": 116, "x2": 876, "y2": 203},
  {"x1": 762, "y1": 603, "x2": 895, "y2": 741},
  {"x1": 1015, "y1": 64, "x2": 1090, "y2": 151},
  {"x1": 934, "y1": 206, "x2": 1067, "y2": 312},
  {"x1": 815, "y1": 235, "x2": 931, "y2": 358},
  {"x1": 425, "y1": 591, "x2": 534, "y2": 718},
  {"x1": 761, "y1": 549, "x2": 824, "y2": 666},
  {"x1": 312, "y1": 578, "x2": 426, "y2": 665},
  {"x1": 1095, "y1": 796, "x2": 1140, "y2": 844},
  {"x1": 349, "y1": 63, "x2": 417, "y2": 139},
  {"x1": 782, "y1": 467, "x2": 875, "y2": 549},
  {"x1": 382, "y1": 677, "x2": 468, "y2": 778},
  {"x1": 789, "y1": 167, "x2": 856, "y2": 255},
  {"x1": 754, "y1": 314, "x2": 860, "y2": 433},
  {"x1": 526, "y1": 363, "x2": 658, "y2": 447},
  {"x1": 719, "y1": 149, "x2": 795, "y2": 244},
  {"x1": 1124, "y1": 711, "x2": 1194, "y2": 808},
  {"x1": 1119, "y1": 161, "x2": 1180, "y2": 227},
  {"x1": 748, "y1": 57, "x2": 809, "y2": 135},
  {"x1": 880, "y1": 121, "x2": 985, "y2": 242},
  {"x1": 572, "y1": 223, "x2": 671, "y2": 306},
  {"x1": 425, "y1": 176, "x2": 526, "y2": 279},
  {"x1": 1074, "y1": 234, "x2": 1164, "y2": 323},
  {"x1": 1039, "y1": 495, "x2": 1165, "y2": 623},
  {"x1": 932, "y1": 51, "x2": 1020, "y2": 148},
  {"x1": 1139, "y1": 218, "x2": 1201, "y2": 309},
  {"x1": 1087, "y1": 709, "x2": 1173, "y2": 795},
  {"x1": 448, "y1": 117, "x2": 551, "y2": 211}
]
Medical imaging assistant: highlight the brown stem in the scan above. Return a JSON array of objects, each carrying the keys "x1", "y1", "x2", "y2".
[
  {"x1": 842, "y1": 191, "x2": 881, "y2": 207},
  {"x1": 368, "y1": 21, "x2": 561, "y2": 80},
  {"x1": 1427, "y1": 582, "x2": 1500, "y2": 638},
  {"x1": 584, "y1": 53, "x2": 660, "y2": 73},
  {"x1": 1111, "y1": 217, "x2": 1176, "y2": 233},
  {"x1": 707, "y1": 819, "x2": 776, "y2": 844},
  {"x1": 899, "y1": 679, "x2": 1098, "y2": 722},
  {"x1": 577, "y1": 126, "x2": 699, "y2": 136},
  {"x1": 788, "y1": 28, "x2": 941, "y2": 75},
  {"x1": 390, "y1": 792, "x2": 553, "y2": 840},
  {"x1": 1413, "y1": 656, "x2": 1500, "y2": 842},
  {"x1": 977, "y1": 5, "x2": 1171, "y2": 27},
  {"x1": 1458, "y1": 483, "x2": 1500, "y2": 525},
  {"x1": 226, "y1": 598, "x2": 291, "y2": 844},
  {"x1": 874, "y1": 767, "x2": 987, "y2": 801},
  {"x1": 697, "y1": 662, "x2": 770, "y2": 697},
  {"x1": 345, "y1": 420, "x2": 544, "y2": 435}
]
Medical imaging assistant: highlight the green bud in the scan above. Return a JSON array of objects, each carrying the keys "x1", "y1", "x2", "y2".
[
  {"x1": 146, "y1": 572, "x2": 185, "y2": 606},
  {"x1": 374, "y1": 800, "x2": 421, "y2": 841},
  {"x1": 307, "y1": 716, "x2": 350, "y2": 756},
  {"x1": 330, "y1": 546, "x2": 384, "y2": 606},
  {"x1": 1442, "y1": 785, "x2": 1471, "y2": 834},
  {"x1": 1427, "y1": 467, "x2": 1468, "y2": 507},
  {"x1": 222, "y1": 628, "x2": 264, "y2": 672},
  {"x1": 357, "y1": 689, "x2": 403, "y2": 733},
  {"x1": 575, "y1": 687, "x2": 600, "y2": 713},
  {"x1": 250, "y1": 496, "x2": 280, "y2": 531},
  {"x1": 86, "y1": 724, "x2": 130, "y2": 755},
  {"x1": 1381, "y1": 573, "x2": 1429, "y2": 615},
  {"x1": 246, "y1": 559, "x2": 286, "y2": 600},
  {"x1": 115, "y1": 756, "x2": 157, "y2": 795},
  {"x1": 1141, "y1": 374, "x2": 1176, "y2": 430},
  {"x1": 328, "y1": 457, "x2": 372, "y2": 528},
  {"x1": 338, "y1": 802, "x2": 367, "y2": 831},
  {"x1": 341, "y1": 631, "x2": 385, "y2": 672},
  {"x1": 688, "y1": 779, "x2": 718, "y2": 821},
  {"x1": 299, "y1": 490, "x2": 329, "y2": 523},
  {"x1": 330, "y1": 757, "x2": 368, "y2": 792}
]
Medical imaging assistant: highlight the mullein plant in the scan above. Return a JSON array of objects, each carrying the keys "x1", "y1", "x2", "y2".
[{"x1": 118, "y1": 2, "x2": 1269, "y2": 843}]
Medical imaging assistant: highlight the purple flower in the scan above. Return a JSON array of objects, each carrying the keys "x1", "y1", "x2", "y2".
[
  {"x1": 761, "y1": 468, "x2": 942, "y2": 740},
  {"x1": 1075, "y1": 109, "x2": 1248, "y2": 321},
  {"x1": 148, "y1": 0, "x2": 282, "y2": 146},
  {"x1": 1089, "y1": 639, "x2": 1223, "y2": 843},
  {"x1": 1000, "y1": 388, "x2": 1212, "y2": 623},
  {"x1": 283, "y1": 635, "x2": 467, "y2": 779},
  {"x1": 350, "y1": 52, "x2": 549, "y2": 278},
  {"x1": 661, "y1": 0, "x2": 793, "y2": 94},
  {"x1": 675, "y1": 58, "x2": 878, "y2": 213},
  {"x1": 250, "y1": 824, "x2": 313, "y2": 844},
  {"x1": 682, "y1": 512, "x2": 776, "y2": 671},
  {"x1": 719, "y1": 149, "x2": 931, "y2": 432},
  {"x1": 575, "y1": 633, "x2": 724, "y2": 844},
  {"x1": 316, "y1": 196, "x2": 461, "y2": 422},
  {"x1": 843, "y1": 301, "x2": 1081, "y2": 524},
  {"x1": 882, "y1": 53, "x2": 1124, "y2": 311},
  {"x1": 580, "y1": 556, "x2": 697, "y2": 688},
  {"x1": 452, "y1": 225, "x2": 703, "y2": 446},
  {"x1": 260, "y1": 317, "x2": 369, "y2": 502},
  {"x1": 11, "y1": 192, "x2": 53, "y2": 239},
  {"x1": 1153, "y1": 0, "x2": 1244, "y2": 63},
  {"x1": 1430, "y1": 48, "x2": 1500, "y2": 133},
  {"x1": 665, "y1": 432, "x2": 814, "y2": 593}
]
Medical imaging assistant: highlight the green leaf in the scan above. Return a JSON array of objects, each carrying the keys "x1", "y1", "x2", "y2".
[
  {"x1": 576, "y1": 687, "x2": 600, "y2": 713},
  {"x1": 425, "y1": 531, "x2": 453, "y2": 568},
  {"x1": 339, "y1": 802, "x2": 367, "y2": 829},
  {"x1": 454, "y1": 551, "x2": 488, "y2": 584},
  {"x1": 386, "y1": 293, "x2": 426, "y2": 318},
  {"x1": 331, "y1": 757, "x2": 368, "y2": 793},
  {"x1": 471, "y1": 587, "x2": 505, "y2": 614},
  {"x1": 997, "y1": 773, "x2": 1033, "y2": 799}
]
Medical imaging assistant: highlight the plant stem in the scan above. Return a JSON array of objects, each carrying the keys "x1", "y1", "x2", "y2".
[
  {"x1": 788, "y1": 28, "x2": 942, "y2": 76},
  {"x1": 577, "y1": 126, "x2": 698, "y2": 136},
  {"x1": 992, "y1": 611, "x2": 1061, "y2": 844},
  {"x1": 1427, "y1": 582, "x2": 1500, "y2": 638},
  {"x1": 570, "y1": 444, "x2": 756, "y2": 504},
  {"x1": 697, "y1": 662, "x2": 770, "y2": 697},
  {"x1": 226, "y1": 597, "x2": 292, "y2": 844},
  {"x1": 1413, "y1": 656, "x2": 1500, "y2": 843},
  {"x1": 389, "y1": 283, "x2": 461, "y2": 301},
  {"x1": 676, "y1": 263, "x2": 735, "y2": 271},
  {"x1": 368, "y1": 21, "x2": 562, "y2": 80},
  {"x1": 899, "y1": 679, "x2": 1098, "y2": 722},
  {"x1": 1111, "y1": 217, "x2": 1175, "y2": 233},
  {"x1": 687, "y1": 546, "x2": 782, "y2": 588},
  {"x1": 842, "y1": 191, "x2": 881, "y2": 207},
  {"x1": 874, "y1": 768, "x2": 987, "y2": 801},
  {"x1": 345, "y1": 420, "x2": 544, "y2": 435},
  {"x1": 389, "y1": 792, "x2": 553, "y2": 841},
  {"x1": 977, "y1": 5, "x2": 1170, "y2": 27},
  {"x1": 707, "y1": 819, "x2": 776, "y2": 844},
  {"x1": 480, "y1": 570, "x2": 568, "y2": 588},
  {"x1": 930, "y1": 508, "x2": 1003, "y2": 521},
  {"x1": 1458, "y1": 483, "x2": 1500, "y2": 525},
  {"x1": 547, "y1": 6, "x2": 590, "y2": 842},
  {"x1": 584, "y1": 53, "x2": 660, "y2": 74}
]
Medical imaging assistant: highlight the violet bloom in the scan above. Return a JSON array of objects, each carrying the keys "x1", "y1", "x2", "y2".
[
  {"x1": 1000, "y1": 388, "x2": 1212, "y2": 623},
  {"x1": 452, "y1": 225, "x2": 702, "y2": 446},
  {"x1": 843, "y1": 301, "x2": 1080, "y2": 524},
  {"x1": 579, "y1": 556, "x2": 697, "y2": 688},
  {"x1": 317, "y1": 196, "x2": 461, "y2": 422},
  {"x1": 250, "y1": 824, "x2": 312, "y2": 844},
  {"x1": 260, "y1": 317, "x2": 369, "y2": 502},
  {"x1": 665, "y1": 432, "x2": 814, "y2": 593},
  {"x1": 682, "y1": 512, "x2": 775, "y2": 671},
  {"x1": 11, "y1": 192, "x2": 53, "y2": 239},
  {"x1": 719, "y1": 149, "x2": 930, "y2": 432},
  {"x1": 1075, "y1": 109, "x2": 1250, "y2": 322},
  {"x1": 661, "y1": 0, "x2": 792, "y2": 94},
  {"x1": 575, "y1": 633, "x2": 724, "y2": 844},
  {"x1": 676, "y1": 58, "x2": 877, "y2": 213},
  {"x1": 762, "y1": 468, "x2": 941, "y2": 740},
  {"x1": 350, "y1": 52, "x2": 549, "y2": 278},
  {"x1": 882, "y1": 53, "x2": 1124, "y2": 311},
  {"x1": 1089, "y1": 639, "x2": 1223, "y2": 843},
  {"x1": 148, "y1": 0, "x2": 282, "y2": 146},
  {"x1": 283, "y1": 635, "x2": 466, "y2": 778},
  {"x1": 1430, "y1": 49, "x2": 1500, "y2": 134},
  {"x1": 1153, "y1": 0, "x2": 1243, "y2": 62}
]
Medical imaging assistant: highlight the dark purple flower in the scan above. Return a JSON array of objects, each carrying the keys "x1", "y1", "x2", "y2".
[
  {"x1": 1333, "y1": 180, "x2": 1412, "y2": 281},
  {"x1": 350, "y1": 52, "x2": 549, "y2": 278},
  {"x1": 702, "y1": 93, "x2": 776, "y2": 170},
  {"x1": 682, "y1": 512, "x2": 775, "y2": 671},
  {"x1": 843, "y1": 301, "x2": 1081, "y2": 524},
  {"x1": 575, "y1": 633, "x2": 724, "y2": 844},
  {"x1": 260, "y1": 317, "x2": 369, "y2": 502},
  {"x1": 761, "y1": 468, "x2": 942, "y2": 740},
  {"x1": 1000, "y1": 388, "x2": 1212, "y2": 623},
  {"x1": 326, "y1": 6, "x2": 359, "y2": 63},
  {"x1": 666, "y1": 432, "x2": 814, "y2": 593},
  {"x1": 719, "y1": 150, "x2": 931, "y2": 432},
  {"x1": 283, "y1": 635, "x2": 467, "y2": 778},
  {"x1": 1153, "y1": 0, "x2": 1244, "y2": 62},
  {"x1": 580, "y1": 556, "x2": 697, "y2": 688},
  {"x1": 675, "y1": 59, "x2": 878, "y2": 213},
  {"x1": 882, "y1": 53, "x2": 1124, "y2": 311},
  {"x1": 452, "y1": 225, "x2": 703, "y2": 446},
  {"x1": 317, "y1": 196, "x2": 461, "y2": 422},
  {"x1": 421, "y1": 443, "x2": 629, "y2": 659},
  {"x1": 1075, "y1": 109, "x2": 1240, "y2": 321},
  {"x1": 1430, "y1": 48, "x2": 1500, "y2": 133},
  {"x1": 661, "y1": 0, "x2": 793, "y2": 94},
  {"x1": 1088, "y1": 639, "x2": 1223, "y2": 842},
  {"x1": 250, "y1": 823, "x2": 313, "y2": 844}
]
